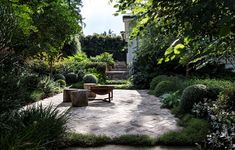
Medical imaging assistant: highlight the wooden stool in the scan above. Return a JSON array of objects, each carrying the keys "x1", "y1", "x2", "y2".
[
  {"x1": 63, "y1": 88, "x2": 79, "y2": 102},
  {"x1": 71, "y1": 89, "x2": 88, "y2": 107}
]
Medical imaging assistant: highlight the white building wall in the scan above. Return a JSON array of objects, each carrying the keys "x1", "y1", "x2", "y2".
[{"x1": 123, "y1": 16, "x2": 138, "y2": 66}]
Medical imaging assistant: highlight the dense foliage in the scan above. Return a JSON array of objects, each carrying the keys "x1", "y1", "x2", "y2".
[
  {"x1": 0, "y1": 0, "x2": 82, "y2": 149},
  {"x1": 80, "y1": 33, "x2": 127, "y2": 61},
  {"x1": 112, "y1": 0, "x2": 235, "y2": 68},
  {"x1": 149, "y1": 74, "x2": 235, "y2": 148},
  {"x1": 112, "y1": 0, "x2": 235, "y2": 89},
  {"x1": 0, "y1": 105, "x2": 68, "y2": 149}
]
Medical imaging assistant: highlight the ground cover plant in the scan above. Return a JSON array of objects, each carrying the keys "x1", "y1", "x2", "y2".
[{"x1": 0, "y1": 105, "x2": 68, "y2": 149}]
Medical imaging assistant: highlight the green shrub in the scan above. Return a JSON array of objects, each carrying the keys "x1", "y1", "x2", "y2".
[
  {"x1": 158, "y1": 118, "x2": 208, "y2": 146},
  {"x1": 153, "y1": 78, "x2": 185, "y2": 96},
  {"x1": 86, "y1": 68, "x2": 106, "y2": 83},
  {"x1": 106, "y1": 80, "x2": 129, "y2": 85},
  {"x1": 132, "y1": 72, "x2": 151, "y2": 89},
  {"x1": 150, "y1": 75, "x2": 170, "y2": 90},
  {"x1": 28, "y1": 60, "x2": 50, "y2": 75},
  {"x1": 38, "y1": 76, "x2": 61, "y2": 97},
  {"x1": 64, "y1": 52, "x2": 88, "y2": 63},
  {"x1": 189, "y1": 78, "x2": 234, "y2": 92},
  {"x1": 90, "y1": 52, "x2": 115, "y2": 67},
  {"x1": 151, "y1": 76, "x2": 186, "y2": 96},
  {"x1": 160, "y1": 91, "x2": 180, "y2": 108},
  {"x1": 65, "y1": 72, "x2": 78, "y2": 84},
  {"x1": 56, "y1": 79, "x2": 66, "y2": 88},
  {"x1": 24, "y1": 74, "x2": 40, "y2": 89},
  {"x1": 179, "y1": 84, "x2": 208, "y2": 113},
  {"x1": 65, "y1": 133, "x2": 111, "y2": 147},
  {"x1": 201, "y1": 89, "x2": 235, "y2": 149},
  {"x1": 54, "y1": 74, "x2": 65, "y2": 81},
  {"x1": 30, "y1": 90, "x2": 44, "y2": 101},
  {"x1": 0, "y1": 70, "x2": 34, "y2": 109},
  {"x1": 77, "y1": 70, "x2": 85, "y2": 81},
  {"x1": 83, "y1": 74, "x2": 98, "y2": 83},
  {"x1": 0, "y1": 105, "x2": 68, "y2": 149},
  {"x1": 62, "y1": 36, "x2": 81, "y2": 57},
  {"x1": 64, "y1": 133, "x2": 156, "y2": 147},
  {"x1": 85, "y1": 62, "x2": 106, "y2": 74},
  {"x1": 113, "y1": 134, "x2": 156, "y2": 146}
]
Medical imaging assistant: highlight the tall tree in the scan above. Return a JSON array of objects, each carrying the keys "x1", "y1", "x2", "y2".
[{"x1": 112, "y1": 0, "x2": 235, "y2": 68}]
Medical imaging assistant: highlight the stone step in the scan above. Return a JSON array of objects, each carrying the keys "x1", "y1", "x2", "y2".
[
  {"x1": 106, "y1": 71, "x2": 128, "y2": 80},
  {"x1": 112, "y1": 68, "x2": 127, "y2": 71}
]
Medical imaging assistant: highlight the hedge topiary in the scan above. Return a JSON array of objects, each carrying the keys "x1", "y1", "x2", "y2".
[
  {"x1": 83, "y1": 74, "x2": 98, "y2": 83},
  {"x1": 179, "y1": 84, "x2": 208, "y2": 113},
  {"x1": 56, "y1": 79, "x2": 66, "y2": 87},
  {"x1": 153, "y1": 80, "x2": 176, "y2": 96},
  {"x1": 65, "y1": 73, "x2": 78, "y2": 84},
  {"x1": 54, "y1": 74, "x2": 65, "y2": 81},
  {"x1": 150, "y1": 75, "x2": 170, "y2": 90}
]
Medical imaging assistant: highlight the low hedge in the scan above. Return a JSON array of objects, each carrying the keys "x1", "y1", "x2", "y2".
[{"x1": 84, "y1": 62, "x2": 106, "y2": 75}]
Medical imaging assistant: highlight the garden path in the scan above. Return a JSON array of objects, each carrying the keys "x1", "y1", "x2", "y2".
[{"x1": 32, "y1": 90, "x2": 180, "y2": 138}]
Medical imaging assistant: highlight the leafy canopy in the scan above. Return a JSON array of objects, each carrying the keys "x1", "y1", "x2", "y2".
[{"x1": 111, "y1": 0, "x2": 235, "y2": 68}]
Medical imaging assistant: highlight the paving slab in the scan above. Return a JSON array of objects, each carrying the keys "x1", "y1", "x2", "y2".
[{"x1": 32, "y1": 90, "x2": 181, "y2": 138}]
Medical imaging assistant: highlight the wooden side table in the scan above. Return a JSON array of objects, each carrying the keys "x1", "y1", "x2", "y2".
[{"x1": 71, "y1": 89, "x2": 88, "y2": 107}]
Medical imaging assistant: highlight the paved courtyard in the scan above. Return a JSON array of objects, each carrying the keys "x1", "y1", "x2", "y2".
[{"x1": 33, "y1": 90, "x2": 180, "y2": 138}]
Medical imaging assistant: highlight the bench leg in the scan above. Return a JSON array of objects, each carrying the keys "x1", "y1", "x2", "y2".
[{"x1": 108, "y1": 93, "x2": 111, "y2": 102}]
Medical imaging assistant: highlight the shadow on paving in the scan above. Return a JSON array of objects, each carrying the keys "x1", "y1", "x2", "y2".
[{"x1": 65, "y1": 90, "x2": 180, "y2": 138}]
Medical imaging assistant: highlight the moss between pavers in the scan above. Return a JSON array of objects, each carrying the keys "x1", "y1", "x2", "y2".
[{"x1": 62, "y1": 118, "x2": 208, "y2": 148}]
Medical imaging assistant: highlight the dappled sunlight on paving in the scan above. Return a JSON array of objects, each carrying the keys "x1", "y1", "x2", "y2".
[{"x1": 31, "y1": 90, "x2": 180, "y2": 138}]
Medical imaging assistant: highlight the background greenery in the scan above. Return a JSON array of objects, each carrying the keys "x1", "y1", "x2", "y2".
[{"x1": 80, "y1": 33, "x2": 127, "y2": 61}]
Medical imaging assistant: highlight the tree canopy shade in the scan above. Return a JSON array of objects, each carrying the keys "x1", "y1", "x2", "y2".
[
  {"x1": 111, "y1": 0, "x2": 235, "y2": 68},
  {"x1": 0, "y1": 0, "x2": 82, "y2": 58}
]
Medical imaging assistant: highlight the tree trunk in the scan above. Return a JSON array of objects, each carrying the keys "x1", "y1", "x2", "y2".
[
  {"x1": 63, "y1": 89, "x2": 79, "y2": 102},
  {"x1": 71, "y1": 90, "x2": 88, "y2": 107}
]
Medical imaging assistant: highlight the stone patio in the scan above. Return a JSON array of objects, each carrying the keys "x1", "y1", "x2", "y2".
[{"x1": 32, "y1": 90, "x2": 181, "y2": 138}]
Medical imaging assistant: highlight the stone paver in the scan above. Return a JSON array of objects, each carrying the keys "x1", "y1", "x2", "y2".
[{"x1": 32, "y1": 90, "x2": 180, "y2": 138}]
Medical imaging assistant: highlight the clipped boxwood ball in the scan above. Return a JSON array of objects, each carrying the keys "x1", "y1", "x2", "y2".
[
  {"x1": 150, "y1": 75, "x2": 170, "y2": 90},
  {"x1": 83, "y1": 74, "x2": 98, "y2": 83},
  {"x1": 153, "y1": 80, "x2": 178, "y2": 96},
  {"x1": 56, "y1": 79, "x2": 66, "y2": 87},
  {"x1": 54, "y1": 74, "x2": 65, "y2": 81},
  {"x1": 179, "y1": 84, "x2": 208, "y2": 113},
  {"x1": 65, "y1": 72, "x2": 78, "y2": 84}
]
